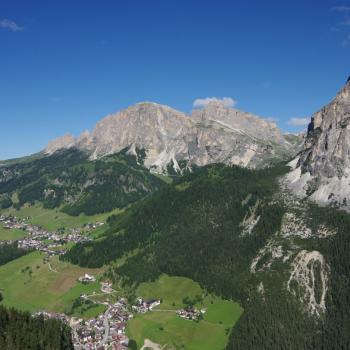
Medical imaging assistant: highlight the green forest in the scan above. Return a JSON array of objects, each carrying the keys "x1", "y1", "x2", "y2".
[
  {"x1": 0, "y1": 305, "x2": 73, "y2": 350},
  {"x1": 0, "y1": 147, "x2": 165, "y2": 215},
  {"x1": 0, "y1": 243, "x2": 31, "y2": 266}
]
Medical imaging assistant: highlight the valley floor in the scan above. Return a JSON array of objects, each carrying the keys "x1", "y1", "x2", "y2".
[{"x1": 0, "y1": 205, "x2": 243, "y2": 350}]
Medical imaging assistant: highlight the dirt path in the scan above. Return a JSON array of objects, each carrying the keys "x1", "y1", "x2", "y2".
[{"x1": 48, "y1": 261, "x2": 57, "y2": 273}]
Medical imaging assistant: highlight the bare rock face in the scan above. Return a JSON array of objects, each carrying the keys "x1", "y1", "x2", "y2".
[
  {"x1": 190, "y1": 102, "x2": 290, "y2": 168},
  {"x1": 285, "y1": 78, "x2": 350, "y2": 209},
  {"x1": 45, "y1": 101, "x2": 299, "y2": 173},
  {"x1": 88, "y1": 103, "x2": 194, "y2": 172},
  {"x1": 45, "y1": 133, "x2": 75, "y2": 154}
]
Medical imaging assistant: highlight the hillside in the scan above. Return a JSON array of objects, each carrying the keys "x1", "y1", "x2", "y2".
[
  {"x1": 1, "y1": 81, "x2": 349, "y2": 350},
  {"x1": 0, "y1": 147, "x2": 165, "y2": 216},
  {"x1": 61, "y1": 161, "x2": 350, "y2": 349}
]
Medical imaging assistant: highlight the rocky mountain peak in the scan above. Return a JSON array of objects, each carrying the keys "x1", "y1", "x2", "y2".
[
  {"x1": 45, "y1": 101, "x2": 301, "y2": 173},
  {"x1": 285, "y1": 77, "x2": 350, "y2": 210},
  {"x1": 192, "y1": 103, "x2": 282, "y2": 144},
  {"x1": 45, "y1": 133, "x2": 75, "y2": 155}
]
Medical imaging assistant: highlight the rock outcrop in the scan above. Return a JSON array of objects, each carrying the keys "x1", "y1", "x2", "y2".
[
  {"x1": 45, "y1": 133, "x2": 75, "y2": 155},
  {"x1": 285, "y1": 77, "x2": 350, "y2": 210},
  {"x1": 45, "y1": 101, "x2": 300, "y2": 173}
]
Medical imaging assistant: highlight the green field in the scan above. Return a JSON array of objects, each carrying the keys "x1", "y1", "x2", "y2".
[
  {"x1": 71, "y1": 302, "x2": 107, "y2": 319},
  {"x1": 0, "y1": 251, "x2": 104, "y2": 314},
  {"x1": 0, "y1": 225, "x2": 27, "y2": 241},
  {"x1": 1, "y1": 204, "x2": 121, "y2": 231},
  {"x1": 128, "y1": 275, "x2": 243, "y2": 350},
  {"x1": 0, "y1": 203, "x2": 125, "y2": 317},
  {"x1": 136, "y1": 275, "x2": 203, "y2": 310}
]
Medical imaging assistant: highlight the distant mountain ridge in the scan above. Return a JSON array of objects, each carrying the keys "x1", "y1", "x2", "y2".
[{"x1": 46, "y1": 102, "x2": 301, "y2": 173}]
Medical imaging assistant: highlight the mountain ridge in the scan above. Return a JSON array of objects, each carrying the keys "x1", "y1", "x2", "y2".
[{"x1": 45, "y1": 102, "x2": 300, "y2": 173}]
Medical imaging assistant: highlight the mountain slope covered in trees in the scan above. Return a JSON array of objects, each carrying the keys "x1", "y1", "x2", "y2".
[
  {"x1": 0, "y1": 147, "x2": 165, "y2": 216},
  {"x1": 62, "y1": 162, "x2": 350, "y2": 349}
]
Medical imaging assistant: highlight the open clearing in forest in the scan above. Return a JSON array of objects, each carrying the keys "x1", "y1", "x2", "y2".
[{"x1": 127, "y1": 275, "x2": 243, "y2": 350}]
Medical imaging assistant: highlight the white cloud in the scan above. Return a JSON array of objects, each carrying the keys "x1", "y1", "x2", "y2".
[
  {"x1": 332, "y1": 6, "x2": 350, "y2": 47},
  {"x1": 193, "y1": 97, "x2": 236, "y2": 108},
  {"x1": 333, "y1": 6, "x2": 350, "y2": 14},
  {"x1": 333, "y1": 6, "x2": 350, "y2": 27},
  {"x1": 287, "y1": 117, "x2": 309, "y2": 127},
  {"x1": 0, "y1": 18, "x2": 23, "y2": 32}
]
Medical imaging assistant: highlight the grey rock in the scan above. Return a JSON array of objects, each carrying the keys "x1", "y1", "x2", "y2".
[
  {"x1": 45, "y1": 101, "x2": 300, "y2": 173},
  {"x1": 285, "y1": 78, "x2": 350, "y2": 209}
]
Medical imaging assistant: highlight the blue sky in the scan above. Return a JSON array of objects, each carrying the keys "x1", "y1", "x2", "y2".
[{"x1": 0, "y1": 0, "x2": 350, "y2": 160}]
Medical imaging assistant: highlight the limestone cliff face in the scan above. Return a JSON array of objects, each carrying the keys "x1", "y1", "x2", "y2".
[
  {"x1": 285, "y1": 78, "x2": 350, "y2": 209},
  {"x1": 45, "y1": 133, "x2": 75, "y2": 154},
  {"x1": 190, "y1": 102, "x2": 289, "y2": 168},
  {"x1": 45, "y1": 101, "x2": 299, "y2": 173}
]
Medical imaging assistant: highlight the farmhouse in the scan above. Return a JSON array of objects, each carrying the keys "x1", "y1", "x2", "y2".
[{"x1": 78, "y1": 273, "x2": 96, "y2": 283}]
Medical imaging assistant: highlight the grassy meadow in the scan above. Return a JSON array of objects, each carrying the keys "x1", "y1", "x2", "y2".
[
  {"x1": 0, "y1": 251, "x2": 104, "y2": 314},
  {"x1": 0, "y1": 225, "x2": 27, "y2": 241},
  {"x1": 127, "y1": 275, "x2": 243, "y2": 350}
]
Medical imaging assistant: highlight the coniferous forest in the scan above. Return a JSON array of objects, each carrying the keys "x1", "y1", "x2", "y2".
[
  {"x1": 0, "y1": 243, "x2": 30, "y2": 266},
  {"x1": 0, "y1": 306, "x2": 73, "y2": 350},
  {"x1": 0, "y1": 148, "x2": 164, "y2": 216}
]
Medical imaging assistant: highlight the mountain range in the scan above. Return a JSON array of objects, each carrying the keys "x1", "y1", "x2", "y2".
[
  {"x1": 59, "y1": 77, "x2": 350, "y2": 350},
  {"x1": 45, "y1": 102, "x2": 302, "y2": 172},
  {"x1": 1, "y1": 78, "x2": 350, "y2": 350}
]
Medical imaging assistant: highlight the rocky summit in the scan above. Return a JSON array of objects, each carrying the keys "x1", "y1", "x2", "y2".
[
  {"x1": 45, "y1": 102, "x2": 300, "y2": 173},
  {"x1": 286, "y1": 78, "x2": 350, "y2": 210}
]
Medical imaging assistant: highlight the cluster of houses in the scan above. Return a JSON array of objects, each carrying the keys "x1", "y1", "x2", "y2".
[
  {"x1": 71, "y1": 299, "x2": 131, "y2": 350},
  {"x1": 68, "y1": 221, "x2": 104, "y2": 236},
  {"x1": 34, "y1": 299, "x2": 130, "y2": 349},
  {"x1": 0, "y1": 214, "x2": 26, "y2": 229},
  {"x1": 33, "y1": 279, "x2": 205, "y2": 350},
  {"x1": 177, "y1": 307, "x2": 206, "y2": 321},
  {"x1": 35, "y1": 295, "x2": 162, "y2": 350},
  {"x1": 132, "y1": 298, "x2": 161, "y2": 313},
  {"x1": 1, "y1": 214, "x2": 209, "y2": 347},
  {"x1": 83, "y1": 222, "x2": 105, "y2": 231},
  {"x1": 71, "y1": 296, "x2": 163, "y2": 350},
  {"x1": 0, "y1": 214, "x2": 96, "y2": 257},
  {"x1": 100, "y1": 281, "x2": 114, "y2": 294}
]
